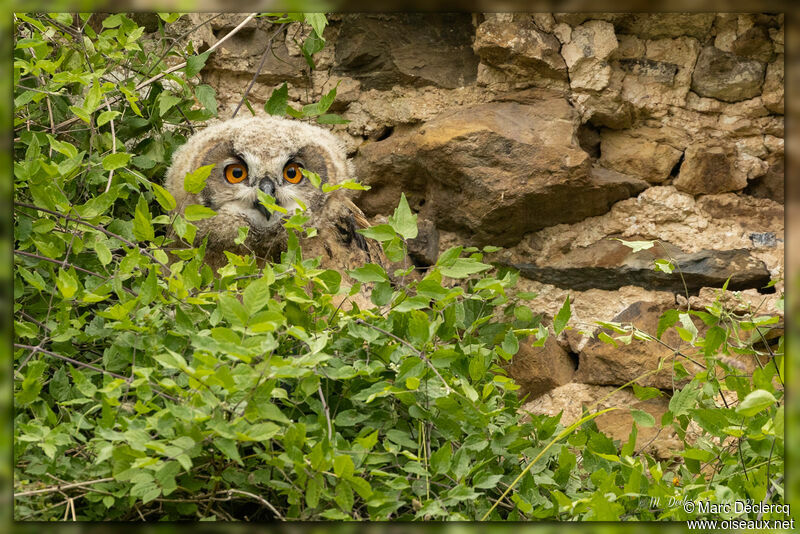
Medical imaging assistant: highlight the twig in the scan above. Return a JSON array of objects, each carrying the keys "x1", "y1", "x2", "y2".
[
  {"x1": 103, "y1": 97, "x2": 117, "y2": 193},
  {"x1": 318, "y1": 384, "x2": 333, "y2": 442},
  {"x1": 14, "y1": 249, "x2": 135, "y2": 296},
  {"x1": 53, "y1": 12, "x2": 259, "y2": 133},
  {"x1": 355, "y1": 319, "x2": 451, "y2": 394},
  {"x1": 231, "y1": 24, "x2": 287, "y2": 119},
  {"x1": 222, "y1": 489, "x2": 284, "y2": 521},
  {"x1": 14, "y1": 477, "x2": 115, "y2": 498},
  {"x1": 14, "y1": 343, "x2": 128, "y2": 381},
  {"x1": 14, "y1": 202, "x2": 171, "y2": 275}
]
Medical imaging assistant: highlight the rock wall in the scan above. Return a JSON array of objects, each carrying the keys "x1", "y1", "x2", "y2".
[{"x1": 184, "y1": 13, "x2": 784, "y2": 437}]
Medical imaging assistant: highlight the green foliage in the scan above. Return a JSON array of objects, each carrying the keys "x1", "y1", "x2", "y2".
[{"x1": 13, "y1": 13, "x2": 784, "y2": 523}]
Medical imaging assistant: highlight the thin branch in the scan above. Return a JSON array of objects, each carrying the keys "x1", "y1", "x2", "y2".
[
  {"x1": 355, "y1": 319, "x2": 452, "y2": 394},
  {"x1": 222, "y1": 489, "x2": 284, "y2": 521},
  {"x1": 53, "y1": 12, "x2": 259, "y2": 133},
  {"x1": 103, "y1": 97, "x2": 117, "y2": 193},
  {"x1": 231, "y1": 24, "x2": 287, "y2": 119},
  {"x1": 14, "y1": 477, "x2": 114, "y2": 498},
  {"x1": 14, "y1": 202, "x2": 171, "y2": 275},
  {"x1": 14, "y1": 343, "x2": 128, "y2": 381},
  {"x1": 14, "y1": 249, "x2": 137, "y2": 297},
  {"x1": 318, "y1": 384, "x2": 333, "y2": 442}
]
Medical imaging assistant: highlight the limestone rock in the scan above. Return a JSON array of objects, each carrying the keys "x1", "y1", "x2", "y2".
[
  {"x1": 561, "y1": 20, "x2": 618, "y2": 90},
  {"x1": 762, "y1": 56, "x2": 784, "y2": 114},
  {"x1": 522, "y1": 383, "x2": 678, "y2": 459},
  {"x1": 618, "y1": 37, "x2": 700, "y2": 112},
  {"x1": 333, "y1": 14, "x2": 479, "y2": 90},
  {"x1": 731, "y1": 25, "x2": 776, "y2": 63},
  {"x1": 503, "y1": 237, "x2": 771, "y2": 293},
  {"x1": 574, "y1": 300, "x2": 767, "y2": 389},
  {"x1": 506, "y1": 335, "x2": 575, "y2": 400},
  {"x1": 673, "y1": 143, "x2": 748, "y2": 195},
  {"x1": 599, "y1": 130, "x2": 683, "y2": 182},
  {"x1": 354, "y1": 98, "x2": 649, "y2": 247},
  {"x1": 474, "y1": 16, "x2": 568, "y2": 84},
  {"x1": 406, "y1": 218, "x2": 439, "y2": 268},
  {"x1": 613, "y1": 13, "x2": 716, "y2": 40},
  {"x1": 691, "y1": 46, "x2": 767, "y2": 103}
]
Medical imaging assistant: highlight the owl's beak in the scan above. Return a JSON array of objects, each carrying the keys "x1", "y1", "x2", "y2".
[
  {"x1": 253, "y1": 200, "x2": 270, "y2": 221},
  {"x1": 253, "y1": 177, "x2": 277, "y2": 220}
]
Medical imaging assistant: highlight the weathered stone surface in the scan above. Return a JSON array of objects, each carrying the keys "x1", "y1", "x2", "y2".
[
  {"x1": 744, "y1": 149, "x2": 784, "y2": 204},
  {"x1": 561, "y1": 20, "x2": 618, "y2": 90},
  {"x1": 762, "y1": 57, "x2": 784, "y2": 114},
  {"x1": 673, "y1": 143, "x2": 748, "y2": 195},
  {"x1": 613, "y1": 13, "x2": 716, "y2": 40},
  {"x1": 333, "y1": 14, "x2": 479, "y2": 90},
  {"x1": 599, "y1": 130, "x2": 683, "y2": 182},
  {"x1": 354, "y1": 98, "x2": 649, "y2": 247},
  {"x1": 618, "y1": 37, "x2": 700, "y2": 112},
  {"x1": 522, "y1": 383, "x2": 678, "y2": 459},
  {"x1": 406, "y1": 218, "x2": 439, "y2": 268},
  {"x1": 474, "y1": 16, "x2": 567, "y2": 84},
  {"x1": 504, "y1": 237, "x2": 771, "y2": 293},
  {"x1": 731, "y1": 25, "x2": 776, "y2": 63},
  {"x1": 691, "y1": 46, "x2": 767, "y2": 103},
  {"x1": 507, "y1": 334, "x2": 575, "y2": 400}
]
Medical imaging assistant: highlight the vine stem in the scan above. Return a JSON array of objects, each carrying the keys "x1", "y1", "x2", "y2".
[{"x1": 481, "y1": 407, "x2": 619, "y2": 520}]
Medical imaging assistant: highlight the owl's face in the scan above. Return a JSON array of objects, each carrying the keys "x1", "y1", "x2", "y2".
[{"x1": 165, "y1": 116, "x2": 352, "y2": 260}]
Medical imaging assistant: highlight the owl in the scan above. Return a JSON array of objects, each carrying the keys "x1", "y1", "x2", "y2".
[{"x1": 164, "y1": 116, "x2": 386, "y2": 277}]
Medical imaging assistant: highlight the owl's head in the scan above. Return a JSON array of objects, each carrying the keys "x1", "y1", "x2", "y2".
[{"x1": 164, "y1": 116, "x2": 352, "y2": 263}]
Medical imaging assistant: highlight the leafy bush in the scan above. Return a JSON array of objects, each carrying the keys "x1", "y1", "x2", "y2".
[{"x1": 13, "y1": 13, "x2": 785, "y2": 522}]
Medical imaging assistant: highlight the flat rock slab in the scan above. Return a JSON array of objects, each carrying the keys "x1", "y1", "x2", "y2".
[
  {"x1": 354, "y1": 98, "x2": 648, "y2": 247},
  {"x1": 504, "y1": 238, "x2": 772, "y2": 293}
]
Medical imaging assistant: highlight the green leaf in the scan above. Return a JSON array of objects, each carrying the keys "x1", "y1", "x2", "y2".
[
  {"x1": 265, "y1": 83, "x2": 288, "y2": 116},
  {"x1": 184, "y1": 204, "x2": 217, "y2": 221},
  {"x1": 243, "y1": 278, "x2": 271, "y2": 314},
  {"x1": 736, "y1": 389, "x2": 777, "y2": 417},
  {"x1": 133, "y1": 196, "x2": 155, "y2": 241},
  {"x1": 439, "y1": 258, "x2": 492, "y2": 279},
  {"x1": 430, "y1": 442, "x2": 452, "y2": 475},
  {"x1": 357, "y1": 224, "x2": 396, "y2": 242},
  {"x1": 388, "y1": 193, "x2": 418, "y2": 240},
  {"x1": 553, "y1": 296, "x2": 571, "y2": 335},
  {"x1": 183, "y1": 164, "x2": 215, "y2": 193},
  {"x1": 630, "y1": 409, "x2": 655, "y2": 427},
  {"x1": 102, "y1": 152, "x2": 131, "y2": 171},
  {"x1": 158, "y1": 92, "x2": 182, "y2": 116},
  {"x1": 317, "y1": 113, "x2": 350, "y2": 124},
  {"x1": 305, "y1": 13, "x2": 327, "y2": 39},
  {"x1": 632, "y1": 383, "x2": 662, "y2": 401},
  {"x1": 669, "y1": 381, "x2": 700, "y2": 417},
  {"x1": 185, "y1": 50, "x2": 211, "y2": 78},
  {"x1": 334, "y1": 455, "x2": 355, "y2": 478},
  {"x1": 218, "y1": 294, "x2": 249, "y2": 327},
  {"x1": 615, "y1": 238, "x2": 655, "y2": 252},
  {"x1": 56, "y1": 268, "x2": 79, "y2": 298},
  {"x1": 194, "y1": 84, "x2": 217, "y2": 116},
  {"x1": 213, "y1": 437, "x2": 243, "y2": 465},
  {"x1": 348, "y1": 263, "x2": 389, "y2": 283},
  {"x1": 657, "y1": 309, "x2": 679, "y2": 339},
  {"x1": 704, "y1": 325, "x2": 727, "y2": 357},
  {"x1": 152, "y1": 182, "x2": 177, "y2": 211},
  {"x1": 501, "y1": 329, "x2": 519, "y2": 355},
  {"x1": 97, "y1": 110, "x2": 120, "y2": 126}
]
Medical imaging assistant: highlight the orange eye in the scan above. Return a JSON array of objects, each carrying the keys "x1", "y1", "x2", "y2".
[
  {"x1": 283, "y1": 162, "x2": 303, "y2": 184},
  {"x1": 225, "y1": 163, "x2": 248, "y2": 184}
]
